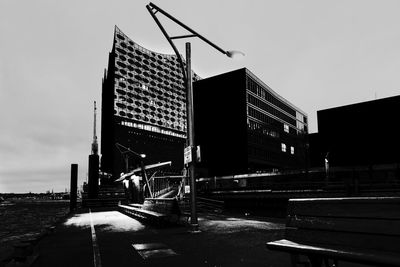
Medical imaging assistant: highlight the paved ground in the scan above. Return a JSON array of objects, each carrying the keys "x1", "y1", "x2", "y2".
[{"x1": 32, "y1": 208, "x2": 291, "y2": 267}]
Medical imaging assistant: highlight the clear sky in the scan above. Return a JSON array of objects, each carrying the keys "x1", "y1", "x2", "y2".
[{"x1": 1, "y1": 0, "x2": 400, "y2": 193}]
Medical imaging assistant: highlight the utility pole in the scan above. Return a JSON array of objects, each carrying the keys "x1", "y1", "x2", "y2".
[{"x1": 185, "y1": 42, "x2": 198, "y2": 231}]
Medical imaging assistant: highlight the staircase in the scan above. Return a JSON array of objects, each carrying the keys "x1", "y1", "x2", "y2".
[{"x1": 81, "y1": 184, "x2": 127, "y2": 208}]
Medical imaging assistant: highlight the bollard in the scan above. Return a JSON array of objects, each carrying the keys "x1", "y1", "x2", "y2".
[
  {"x1": 70, "y1": 164, "x2": 78, "y2": 213},
  {"x1": 88, "y1": 154, "x2": 99, "y2": 198}
]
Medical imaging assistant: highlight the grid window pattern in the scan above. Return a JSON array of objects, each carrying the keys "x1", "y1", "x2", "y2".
[
  {"x1": 246, "y1": 76, "x2": 296, "y2": 117},
  {"x1": 247, "y1": 93, "x2": 296, "y2": 126},
  {"x1": 112, "y1": 26, "x2": 201, "y2": 138},
  {"x1": 247, "y1": 106, "x2": 283, "y2": 128}
]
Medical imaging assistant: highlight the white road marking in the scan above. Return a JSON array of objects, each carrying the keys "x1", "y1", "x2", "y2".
[{"x1": 89, "y1": 209, "x2": 102, "y2": 267}]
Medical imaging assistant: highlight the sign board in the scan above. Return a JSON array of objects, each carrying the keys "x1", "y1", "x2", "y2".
[
  {"x1": 184, "y1": 146, "x2": 192, "y2": 165},
  {"x1": 196, "y1": 145, "x2": 201, "y2": 163},
  {"x1": 184, "y1": 185, "x2": 190, "y2": 194}
]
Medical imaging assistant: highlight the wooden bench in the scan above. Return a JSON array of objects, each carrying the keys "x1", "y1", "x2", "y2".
[{"x1": 266, "y1": 197, "x2": 400, "y2": 267}]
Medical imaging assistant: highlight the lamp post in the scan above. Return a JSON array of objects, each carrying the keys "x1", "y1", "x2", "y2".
[
  {"x1": 116, "y1": 143, "x2": 153, "y2": 198},
  {"x1": 146, "y1": 2, "x2": 243, "y2": 231}
]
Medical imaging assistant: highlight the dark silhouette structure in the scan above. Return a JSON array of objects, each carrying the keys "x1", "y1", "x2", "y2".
[
  {"x1": 309, "y1": 95, "x2": 400, "y2": 167},
  {"x1": 101, "y1": 26, "x2": 200, "y2": 179},
  {"x1": 69, "y1": 164, "x2": 78, "y2": 212},
  {"x1": 193, "y1": 68, "x2": 308, "y2": 176},
  {"x1": 88, "y1": 101, "x2": 99, "y2": 198}
]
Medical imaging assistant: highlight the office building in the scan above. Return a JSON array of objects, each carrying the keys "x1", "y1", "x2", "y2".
[
  {"x1": 194, "y1": 68, "x2": 308, "y2": 176},
  {"x1": 309, "y1": 95, "x2": 400, "y2": 167}
]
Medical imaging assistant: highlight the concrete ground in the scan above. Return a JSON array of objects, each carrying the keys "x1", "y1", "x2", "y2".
[{"x1": 32, "y1": 208, "x2": 291, "y2": 267}]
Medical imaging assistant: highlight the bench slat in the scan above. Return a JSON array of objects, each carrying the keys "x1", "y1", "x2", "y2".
[
  {"x1": 288, "y1": 215, "x2": 400, "y2": 236},
  {"x1": 267, "y1": 239, "x2": 400, "y2": 267},
  {"x1": 285, "y1": 228, "x2": 400, "y2": 253},
  {"x1": 267, "y1": 197, "x2": 400, "y2": 266},
  {"x1": 288, "y1": 197, "x2": 400, "y2": 219}
]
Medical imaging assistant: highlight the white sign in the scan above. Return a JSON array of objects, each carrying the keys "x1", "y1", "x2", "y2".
[
  {"x1": 184, "y1": 146, "x2": 192, "y2": 165},
  {"x1": 184, "y1": 185, "x2": 191, "y2": 194},
  {"x1": 196, "y1": 145, "x2": 201, "y2": 163}
]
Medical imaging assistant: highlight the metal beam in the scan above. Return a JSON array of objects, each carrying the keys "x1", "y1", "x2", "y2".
[
  {"x1": 148, "y1": 2, "x2": 228, "y2": 56},
  {"x1": 146, "y1": 4, "x2": 187, "y2": 81},
  {"x1": 170, "y1": 34, "x2": 197, "y2": 40}
]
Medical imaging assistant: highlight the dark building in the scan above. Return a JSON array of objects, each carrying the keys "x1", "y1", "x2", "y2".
[
  {"x1": 193, "y1": 68, "x2": 308, "y2": 177},
  {"x1": 309, "y1": 95, "x2": 400, "y2": 168},
  {"x1": 101, "y1": 26, "x2": 200, "y2": 178}
]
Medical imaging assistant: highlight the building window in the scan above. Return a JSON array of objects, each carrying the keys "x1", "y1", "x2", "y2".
[
  {"x1": 281, "y1": 143, "x2": 286, "y2": 152},
  {"x1": 284, "y1": 124, "x2": 289, "y2": 133},
  {"x1": 290, "y1": 146, "x2": 294, "y2": 155}
]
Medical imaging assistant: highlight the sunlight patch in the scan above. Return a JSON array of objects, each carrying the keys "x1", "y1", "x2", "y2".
[{"x1": 64, "y1": 211, "x2": 145, "y2": 232}]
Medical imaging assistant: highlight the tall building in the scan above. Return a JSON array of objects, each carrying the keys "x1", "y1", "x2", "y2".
[
  {"x1": 101, "y1": 26, "x2": 200, "y2": 178},
  {"x1": 309, "y1": 95, "x2": 400, "y2": 167},
  {"x1": 194, "y1": 68, "x2": 308, "y2": 177}
]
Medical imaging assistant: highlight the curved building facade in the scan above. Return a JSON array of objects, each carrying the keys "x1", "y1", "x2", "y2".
[{"x1": 101, "y1": 26, "x2": 199, "y2": 178}]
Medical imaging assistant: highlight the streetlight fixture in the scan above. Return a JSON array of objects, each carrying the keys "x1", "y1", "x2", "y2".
[
  {"x1": 115, "y1": 143, "x2": 153, "y2": 198},
  {"x1": 146, "y1": 2, "x2": 243, "y2": 232}
]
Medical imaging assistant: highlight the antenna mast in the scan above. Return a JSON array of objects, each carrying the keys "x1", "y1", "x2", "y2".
[{"x1": 91, "y1": 101, "x2": 98, "y2": 155}]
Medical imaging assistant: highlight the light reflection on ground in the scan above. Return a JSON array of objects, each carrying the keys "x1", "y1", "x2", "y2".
[
  {"x1": 64, "y1": 211, "x2": 145, "y2": 232},
  {"x1": 198, "y1": 216, "x2": 285, "y2": 233}
]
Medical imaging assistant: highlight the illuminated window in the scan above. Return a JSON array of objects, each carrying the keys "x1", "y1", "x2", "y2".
[
  {"x1": 284, "y1": 124, "x2": 289, "y2": 133},
  {"x1": 290, "y1": 146, "x2": 294, "y2": 155},
  {"x1": 281, "y1": 143, "x2": 286, "y2": 152}
]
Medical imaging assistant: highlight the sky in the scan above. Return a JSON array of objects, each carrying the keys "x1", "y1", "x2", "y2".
[{"x1": 1, "y1": 0, "x2": 400, "y2": 193}]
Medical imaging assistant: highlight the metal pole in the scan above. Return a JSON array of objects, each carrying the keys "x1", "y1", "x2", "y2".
[
  {"x1": 70, "y1": 164, "x2": 78, "y2": 213},
  {"x1": 148, "y1": 3, "x2": 228, "y2": 56},
  {"x1": 141, "y1": 160, "x2": 153, "y2": 198},
  {"x1": 186, "y1": 42, "x2": 198, "y2": 231},
  {"x1": 146, "y1": 4, "x2": 187, "y2": 81}
]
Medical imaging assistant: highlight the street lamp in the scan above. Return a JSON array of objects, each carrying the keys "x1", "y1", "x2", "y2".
[
  {"x1": 116, "y1": 143, "x2": 153, "y2": 198},
  {"x1": 146, "y1": 2, "x2": 243, "y2": 231}
]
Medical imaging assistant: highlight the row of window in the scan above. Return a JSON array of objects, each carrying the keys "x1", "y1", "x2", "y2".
[
  {"x1": 248, "y1": 120, "x2": 280, "y2": 138},
  {"x1": 247, "y1": 93, "x2": 296, "y2": 126},
  {"x1": 120, "y1": 120, "x2": 186, "y2": 138},
  {"x1": 246, "y1": 77, "x2": 296, "y2": 117},
  {"x1": 248, "y1": 106, "x2": 283, "y2": 128},
  {"x1": 248, "y1": 146, "x2": 289, "y2": 162},
  {"x1": 125, "y1": 129, "x2": 185, "y2": 145}
]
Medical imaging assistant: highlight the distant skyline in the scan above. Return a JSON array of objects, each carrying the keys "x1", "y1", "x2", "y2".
[{"x1": 1, "y1": 0, "x2": 400, "y2": 193}]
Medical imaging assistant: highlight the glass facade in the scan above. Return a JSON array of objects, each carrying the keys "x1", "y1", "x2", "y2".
[
  {"x1": 246, "y1": 69, "x2": 308, "y2": 171},
  {"x1": 101, "y1": 26, "x2": 200, "y2": 177},
  {"x1": 112, "y1": 26, "x2": 200, "y2": 136}
]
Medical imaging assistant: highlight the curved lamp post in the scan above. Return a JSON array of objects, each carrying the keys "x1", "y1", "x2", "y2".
[{"x1": 146, "y1": 2, "x2": 243, "y2": 231}]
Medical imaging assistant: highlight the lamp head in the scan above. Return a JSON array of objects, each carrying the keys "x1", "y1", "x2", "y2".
[{"x1": 226, "y1": 50, "x2": 245, "y2": 58}]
